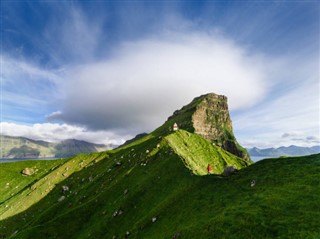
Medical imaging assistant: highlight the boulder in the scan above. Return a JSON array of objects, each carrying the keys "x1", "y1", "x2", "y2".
[
  {"x1": 222, "y1": 166, "x2": 237, "y2": 176},
  {"x1": 58, "y1": 196, "x2": 66, "y2": 202},
  {"x1": 62, "y1": 185, "x2": 69, "y2": 192},
  {"x1": 251, "y1": 180, "x2": 256, "y2": 187},
  {"x1": 21, "y1": 168, "x2": 35, "y2": 176}
]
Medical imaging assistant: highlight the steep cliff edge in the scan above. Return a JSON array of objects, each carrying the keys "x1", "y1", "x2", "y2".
[{"x1": 154, "y1": 93, "x2": 250, "y2": 161}]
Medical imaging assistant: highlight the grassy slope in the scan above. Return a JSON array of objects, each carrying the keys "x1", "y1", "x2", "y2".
[
  {"x1": 165, "y1": 130, "x2": 250, "y2": 175},
  {"x1": 0, "y1": 153, "x2": 106, "y2": 220},
  {"x1": 0, "y1": 131, "x2": 319, "y2": 239},
  {"x1": 0, "y1": 160, "x2": 67, "y2": 204}
]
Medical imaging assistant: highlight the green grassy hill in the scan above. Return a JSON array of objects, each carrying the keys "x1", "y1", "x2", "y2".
[{"x1": 0, "y1": 129, "x2": 319, "y2": 238}]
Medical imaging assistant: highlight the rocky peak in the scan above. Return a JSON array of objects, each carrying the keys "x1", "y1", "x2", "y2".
[{"x1": 163, "y1": 93, "x2": 250, "y2": 161}]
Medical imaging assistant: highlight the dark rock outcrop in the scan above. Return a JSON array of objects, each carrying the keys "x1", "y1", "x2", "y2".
[{"x1": 222, "y1": 166, "x2": 237, "y2": 176}]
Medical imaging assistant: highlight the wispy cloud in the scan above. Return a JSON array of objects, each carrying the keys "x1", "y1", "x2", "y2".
[
  {"x1": 1, "y1": 55, "x2": 64, "y2": 123},
  {"x1": 234, "y1": 82, "x2": 319, "y2": 148},
  {"x1": 42, "y1": 6, "x2": 104, "y2": 64}
]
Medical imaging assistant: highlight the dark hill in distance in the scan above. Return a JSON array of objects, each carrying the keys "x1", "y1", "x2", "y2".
[
  {"x1": 0, "y1": 135, "x2": 113, "y2": 159},
  {"x1": 54, "y1": 139, "x2": 111, "y2": 158},
  {"x1": 120, "y1": 133, "x2": 148, "y2": 147},
  {"x1": 0, "y1": 93, "x2": 319, "y2": 239}
]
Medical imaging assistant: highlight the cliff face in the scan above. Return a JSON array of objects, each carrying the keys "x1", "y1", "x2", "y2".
[
  {"x1": 191, "y1": 94, "x2": 232, "y2": 141},
  {"x1": 164, "y1": 93, "x2": 250, "y2": 161}
]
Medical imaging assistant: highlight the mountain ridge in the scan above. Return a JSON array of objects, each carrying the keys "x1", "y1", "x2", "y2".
[
  {"x1": 153, "y1": 93, "x2": 251, "y2": 161},
  {"x1": 248, "y1": 145, "x2": 320, "y2": 157},
  {"x1": 0, "y1": 135, "x2": 114, "y2": 159}
]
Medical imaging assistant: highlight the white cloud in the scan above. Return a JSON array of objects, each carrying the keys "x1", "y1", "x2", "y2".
[
  {"x1": 49, "y1": 32, "x2": 270, "y2": 134},
  {"x1": 0, "y1": 122, "x2": 125, "y2": 145},
  {"x1": 40, "y1": 6, "x2": 104, "y2": 65},
  {"x1": 3, "y1": 3, "x2": 318, "y2": 149},
  {"x1": 1, "y1": 55, "x2": 65, "y2": 111},
  {"x1": 2, "y1": 55, "x2": 62, "y2": 85},
  {"x1": 234, "y1": 82, "x2": 319, "y2": 148}
]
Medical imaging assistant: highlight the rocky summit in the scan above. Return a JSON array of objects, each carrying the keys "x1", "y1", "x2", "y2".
[{"x1": 160, "y1": 93, "x2": 250, "y2": 161}]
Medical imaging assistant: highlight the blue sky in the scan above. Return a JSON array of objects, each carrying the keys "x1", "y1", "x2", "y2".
[{"x1": 1, "y1": 0, "x2": 319, "y2": 147}]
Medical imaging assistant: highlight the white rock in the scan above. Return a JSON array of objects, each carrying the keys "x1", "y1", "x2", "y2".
[
  {"x1": 58, "y1": 196, "x2": 66, "y2": 202},
  {"x1": 251, "y1": 180, "x2": 256, "y2": 187},
  {"x1": 62, "y1": 185, "x2": 69, "y2": 192}
]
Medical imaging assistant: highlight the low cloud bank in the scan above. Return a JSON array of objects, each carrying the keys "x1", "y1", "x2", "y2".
[
  {"x1": 48, "y1": 32, "x2": 269, "y2": 134},
  {"x1": 0, "y1": 122, "x2": 125, "y2": 145}
]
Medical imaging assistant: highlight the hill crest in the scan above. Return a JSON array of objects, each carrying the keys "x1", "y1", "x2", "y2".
[{"x1": 154, "y1": 93, "x2": 250, "y2": 161}]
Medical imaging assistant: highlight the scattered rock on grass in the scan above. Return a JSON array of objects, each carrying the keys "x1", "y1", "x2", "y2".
[
  {"x1": 152, "y1": 217, "x2": 157, "y2": 223},
  {"x1": 62, "y1": 185, "x2": 69, "y2": 192},
  {"x1": 112, "y1": 210, "x2": 118, "y2": 217},
  {"x1": 172, "y1": 232, "x2": 181, "y2": 239},
  {"x1": 222, "y1": 166, "x2": 237, "y2": 176},
  {"x1": 21, "y1": 168, "x2": 34, "y2": 176},
  {"x1": 58, "y1": 196, "x2": 66, "y2": 202},
  {"x1": 251, "y1": 180, "x2": 256, "y2": 187}
]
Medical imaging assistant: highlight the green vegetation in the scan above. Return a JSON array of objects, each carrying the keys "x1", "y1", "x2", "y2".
[
  {"x1": 0, "y1": 160, "x2": 67, "y2": 204},
  {"x1": 165, "y1": 130, "x2": 249, "y2": 175},
  {"x1": 0, "y1": 128, "x2": 319, "y2": 238},
  {"x1": 0, "y1": 153, "x2": 106, "y2": 220},
  {"x1": 0, "y1": 91, "x2": 317, "y2": 238}
]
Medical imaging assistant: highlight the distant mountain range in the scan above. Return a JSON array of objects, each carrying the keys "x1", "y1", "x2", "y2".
[
  {"x1": 0, "y1": 135, "x2": 115, "y2": 159},
  {"x1": 248, "y1": 145, "x2": 320, "y2": 157}
]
